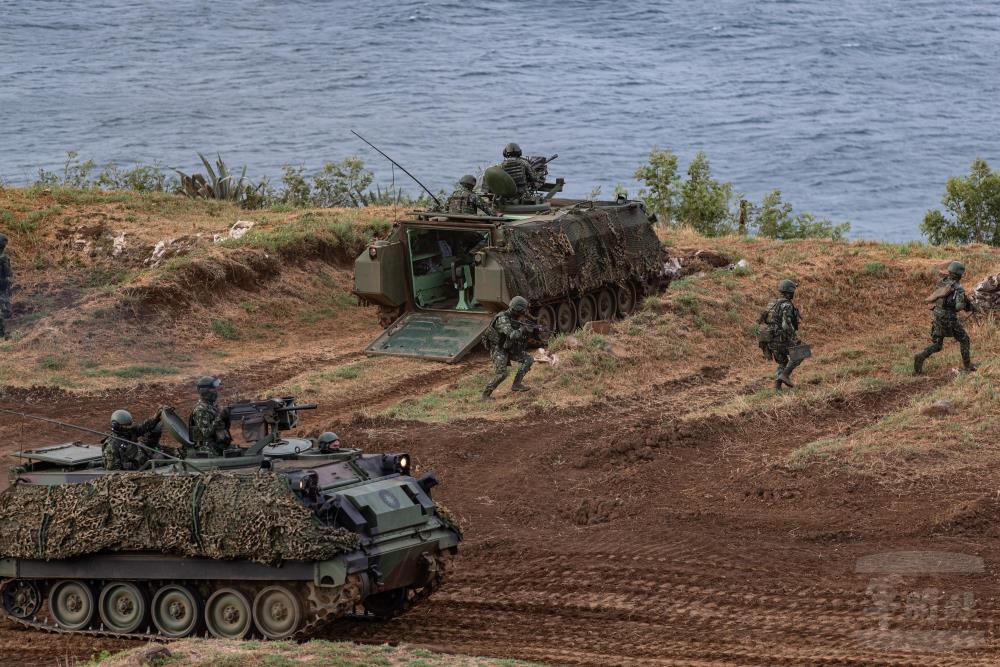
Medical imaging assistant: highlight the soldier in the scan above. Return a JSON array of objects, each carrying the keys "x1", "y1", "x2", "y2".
[
  {"x1": 759, "y1": 279, "x2": 807, "y2": 391},
  {"x1": 481, "y1": 295, "x2": 535, "y2": 400},
  {"x1": 102, "y1": 408, "x2": 162, "y2": 471},
  {"x1": 0, "y1": 233, "x2": 12, "y2": 339},
  {"x1": 444, "y1": 175, "x2": 497, "y2": 216},
  {"x1": 914, "y1": 260, "x2": 977, "y2": 374},
  {"x1": 188, "y1": 375, "x2": 233, "y2": 455},
  {"x1": 317, "y1": 431, "x2": 342, "y2": 453},
  {"x1": 499, "y1": 143, "x2": 540, "y2": 199}
]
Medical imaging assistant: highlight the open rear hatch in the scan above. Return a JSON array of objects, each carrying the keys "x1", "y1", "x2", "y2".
[{"x1": 365, "y1": 311, "x2": 493, "y2": 362}]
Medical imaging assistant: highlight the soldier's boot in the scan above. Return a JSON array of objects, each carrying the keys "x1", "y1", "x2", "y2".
[
  {"x1": 481, "y1": 388, "x2": 494, "y2": 401},
  {"x1": 778, "y1": 371, "x2": 795, "y2": 388},
  {"x1": 962, "y1": 351, "x2": 977, "y2": 372},
  {"x1": 913, "y1": 353, "x2": 926, "y2": 375},
  {"x1": 774, "y1": 379, "x2": 783, "y2": 392},
  {"x1": 510, "y1": 369, "x2": 531, "y2": 392}
]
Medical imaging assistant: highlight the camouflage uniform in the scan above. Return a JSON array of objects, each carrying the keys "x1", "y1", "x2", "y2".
[
  {"x1": 500, "y1": 157, "x2": 540, "y2": 197},
  {"x1": 102, "y1": 416, "x2": 161, "y2": 471},
  {"x1": 482, "y1": 298, "x2": 534, "y2": 398},
  {"x1": 0, "y1": 236, "x2": 12, "y2": 339},
  {"x1": 446, "y1": 187, "x2": 497, "y2": 216},
  {"x1": 915, "y1": 266, "x2": 975, "y2": 373},
  {"x1": 760, "y1": 280, "x2": 804, "y2": 390},
  {"x1": 188, "y1": 398, "x2": 232, "y2": 455}
]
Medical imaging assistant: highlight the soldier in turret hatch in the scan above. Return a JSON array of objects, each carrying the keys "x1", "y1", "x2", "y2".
[
  {"x1": 0, "y1": 233, "x2": 12, "y2": 339},
  {"x1": 444, "y1": 175, "x2": 497, "y2": 216},
  {"x1": 914, "y1": 260, "x2": 977, "y2": 374},
  {"x1": 103, "y1": 408, "x2": 163, "y2": 471},
  {"x1": 188, "y1": 375, "x2": 233, "y2": 455},
  {"x1": 499, "y1": 143, "x2": 540, "y2": 199}
]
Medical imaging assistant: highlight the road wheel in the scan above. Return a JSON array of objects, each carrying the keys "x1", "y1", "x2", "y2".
[
  {"x1": 206, "y1": 588, "x2": 252, "y2": 639},
  {"x1": 576, "y1": 294, "x2": 596, "y2": 327},
  {"x1": 596, "y1": 287, "x2": 617, "y2": 320},
  {"x1": 617, "y1": 282, "x2": 638, "y2": 316},
  {"x1": 2, "y1": 580, "x2": 41, "y2": 619},
  {"x1": 534, "y1": 305, "x2": 555, "y2": 335},
  {"x1": 252, "y1": 585, "x2": 303, "y2": 639},
  {"x1": 49, "y1": 580, "x2": 95, "y2": 631},
  {"x1": 151, "y1": 584, "x2": 201, "y2": 638},
  {"x1": 99, "y1": 582, "x2": 148, "y2": 633},
  {"x1": 555, "y1": 300, "x2": 577, "y2": 333}
]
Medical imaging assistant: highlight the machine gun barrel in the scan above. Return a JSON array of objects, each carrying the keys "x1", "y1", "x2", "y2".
[{"x1": 276, "y1": 403, "x2": 317, "y2": 412}]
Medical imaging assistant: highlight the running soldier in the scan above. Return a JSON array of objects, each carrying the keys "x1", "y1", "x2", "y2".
[
  {"x1": 914, "y1": 260, "x2": 977, "y2": 374},
  {"x1": 482, "y1": 296, "x2": 535, "y2": 400}
]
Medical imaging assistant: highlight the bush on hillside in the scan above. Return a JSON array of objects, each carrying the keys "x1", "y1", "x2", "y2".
[
  {"x1": 753, "y1": 189, "x2": 850, "y2": 240},
  {"x1": 635, "y1": 149, "x2": 737, "y2": 236},
  {"x1": 922, "y1": 158, "x2": 1000, "y2": 246}
]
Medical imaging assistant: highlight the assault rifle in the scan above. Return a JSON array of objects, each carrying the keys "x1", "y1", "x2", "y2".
[{"x1": 510, "y1": 316, "x2": 551, "y2": 347}]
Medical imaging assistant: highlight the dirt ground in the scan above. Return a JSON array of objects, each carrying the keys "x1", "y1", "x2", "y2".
[{"x1": 2, "y1": 192, "x2": 1000, "y2": 666}]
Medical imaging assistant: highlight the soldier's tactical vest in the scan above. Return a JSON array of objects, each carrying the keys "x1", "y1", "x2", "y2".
[
  {"x1": 758, "y1": 298, "x2": 796, "y2": 344},
  {"x1": 446, "y1": 190, "x2": 474, "y2": 214},
  {"x1": 501, "y1": 158, "x2": 529, "y2": 191},
  {"x1": 482, "y1": 314, "x2": 503, "y2": 351}
]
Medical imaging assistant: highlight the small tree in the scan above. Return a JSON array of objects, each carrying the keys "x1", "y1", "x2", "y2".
[
  {"x1": 634, "y1": 147, "x2": 681, "y2": 223},
  {"x1": 753, "y1": 189, "x2": 849, "y2": 240},
  {"x1": 675, "y1": 152, "x2": 736, "y2": 237},
  {"x1": 922, "y1": 158, "x2": 1000, "y2": 245},
  {"x1": 312, "y1": 157, "x2": 374, "y2": 208}
]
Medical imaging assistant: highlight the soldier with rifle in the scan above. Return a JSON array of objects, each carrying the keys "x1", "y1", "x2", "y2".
[
  {"x1": 499, "y1": 143, "x2": 542, "y2": 200},
  {"x1": 481, "y1": 296, "x2": 542, "y2": 400},
  {"x1": 757, "y1": 279, "x2": 810, "y2": 391},
  {"x1": 188, "y1": 375, "x2": 233, "y2": 455},
  {"x1": 914, "y1": 260, "x2": 977, "y2": 374},
  {"x1": 0, "y1": 233, "x2": 12, "y2": 339}
]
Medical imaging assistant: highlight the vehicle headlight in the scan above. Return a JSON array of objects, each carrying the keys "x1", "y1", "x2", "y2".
[{"x1": 368, "y1": 245, "x2": 378, "y2": 259}]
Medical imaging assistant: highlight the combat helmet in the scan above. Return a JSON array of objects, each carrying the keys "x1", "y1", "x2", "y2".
[
  {"x1": 196, "y1": 376, "x2": 221, "y2": 391},
  {"x1": 317, "y1": 432, "x2": 340, "y2": 451},
  {"x1": 778, "y1": 279, "x2": 797, "y2": 295},
  {"x1": 947, "y1": 260, "x2": 966, "y2": 277},
  {"x1": 509, "y1": 295, "x2": 529, "y2": 314},
  {"x1": 111, "y1": 409, "x2": 134, "y2": 430},
  {"x1": 458, "y1": 174, "x2": 476, "y2": 189},
  {"x1": 503, "y1": 142, "x2": 522, "y2": 158},
  {"x1": 0, "y1": 233, "x2": 7, "y2": 250}
]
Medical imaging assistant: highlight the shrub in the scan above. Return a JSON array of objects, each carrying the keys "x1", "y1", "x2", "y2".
[
  {"x1": 634, "y1": 147, "x2": 681, "y2": 223},
  {"x1": 922, "y1": 158, "x2": 1000, "y2": 245},
  {"x1": 675, "y1": 152, "x2": 737, "y2": 236},
  {"x1": 753, "y1": 189, "x2": 849, "y2": 240}
]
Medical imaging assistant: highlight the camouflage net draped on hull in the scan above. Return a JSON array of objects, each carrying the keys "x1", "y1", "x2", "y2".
[
  {"x1": 0, "y1": 472, "x2": 359, "y2": 565},
  {"x1": 493, "y1": 204, "x2": 664, "y2": 302}
]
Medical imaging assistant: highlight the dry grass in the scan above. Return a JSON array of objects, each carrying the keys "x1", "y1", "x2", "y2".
[{"x1": 86, "y1": 638, "x2": 547, "y2": 667}]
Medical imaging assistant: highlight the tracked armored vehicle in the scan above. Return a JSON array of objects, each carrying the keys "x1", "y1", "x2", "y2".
[
  {"x1": 354, "y1": 159, "x2": 668, "y2": 362},
  {"x1": 0, "y1": 399, "x2": 461, "y2": 640}
]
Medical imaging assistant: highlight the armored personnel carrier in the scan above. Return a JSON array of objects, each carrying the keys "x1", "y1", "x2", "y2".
[
  {"x1": 354, "y1": 159, "x2": 667, "y2": 362},
  {"x1": 0, "y1": 399, "x2": 461, "y2": 640}
]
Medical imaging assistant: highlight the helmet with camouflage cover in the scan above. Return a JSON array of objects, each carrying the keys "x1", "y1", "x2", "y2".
[
  {"x1": 947, "y1": 260, "x2": 965, "y2": 277},
  {"x1": 778, "y1": 279, "x2": 797, "y2": 296},
  {"x1": 111, "y1": 409, "x2": 133, "y2": 430},
  {"x1": 508, "y1": 295, "x2": 529, "y2": 314},
  {"x1": 458, "y1": 174, "x2": 476, "y2": 190},
  {"x1": 503, "y1": 142, "x2": 522, "y2": 158},
  {"x1": 0, "y1": 233, "x2": 7, "y2": 250}
]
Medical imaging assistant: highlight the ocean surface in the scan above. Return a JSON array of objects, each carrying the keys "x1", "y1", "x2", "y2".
[{"x1": 2, "y1": 0, "x2": 999, "y2": 240}]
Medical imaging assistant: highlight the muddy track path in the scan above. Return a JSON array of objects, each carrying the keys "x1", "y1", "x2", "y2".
[
  {"x1": 334, "y1": 374, "x2": 1000, "y2": 666},
  {"x1": 3, "y1": 367, "x2": 998, "y2": 665}
]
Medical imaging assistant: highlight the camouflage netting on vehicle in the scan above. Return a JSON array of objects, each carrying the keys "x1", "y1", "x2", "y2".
[
  {"x1": 492, "y1": 204, "x2": 664, "y2": 302},
  {"x1": 0, "y1": 472, "x2": 359, "y2": 566},
  {"x1": 434, "y1": 501, "x2": 464, "y2": 540},
  {"x1": 972, "y1": 273, "x2": 1000, "y2": 310}
]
